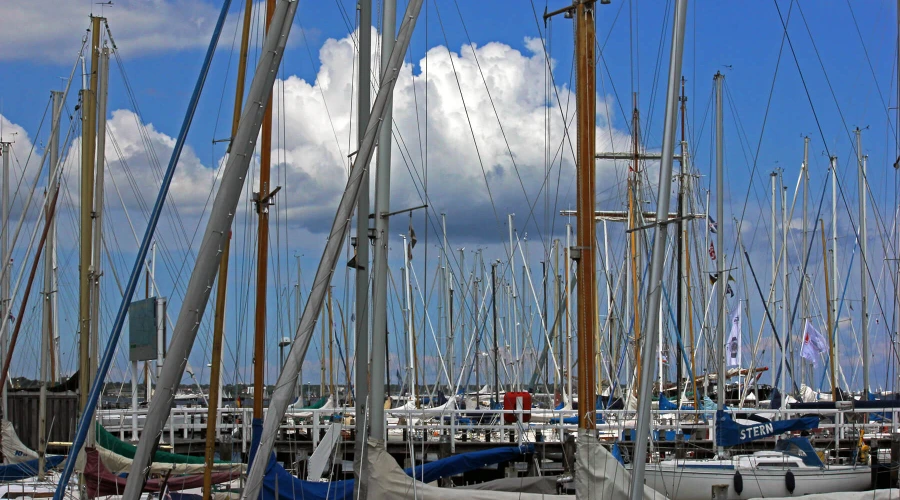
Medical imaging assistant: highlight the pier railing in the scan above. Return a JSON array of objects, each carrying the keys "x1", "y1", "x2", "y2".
[{"x1": 95, "y1": 405, "x2": 898, "y2": 457}]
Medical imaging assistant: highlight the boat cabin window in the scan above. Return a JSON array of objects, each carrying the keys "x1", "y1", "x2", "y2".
[{"x1": 756, "y1": 462, "x2": 799, "y2": 468}]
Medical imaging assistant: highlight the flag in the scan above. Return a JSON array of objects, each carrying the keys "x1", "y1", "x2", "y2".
[
  {"x1": 800, "y1": 320, "x2": 828, "y2": 365},
  {"x1": 407, "y1": 218, "x2": 417, "y2": 261},
  {"x1": 727, "y1": 307, "x2": 741, "y2": 367},
  {"x1": 347, "y1": 248, "x2": 365, "y2": 270},
  {"x1": 708, "y1": 242, "x2": 716, "y2": 261},
  {"x1": 708, "y1": 215, "x2": 718, "y2": 234}
]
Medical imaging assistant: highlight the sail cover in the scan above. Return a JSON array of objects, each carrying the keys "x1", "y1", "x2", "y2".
[
  {"x1": 366, "y1": 439, "x2": 571, "y2": 499},
  {"x1": 0, "y1": 455, "x2": 64, "y2": 481},
  {"x1": 2, "y1": 420, "x2": 40, "y2": 463},
  {"x1": 95, "y1": 423, "x2": 222, "y2": 464},
  {"x1": 575, "y1": 430, "x2": 665, "y2": 500},
  {"x1": 715, "y1": 410, "x2": 819, "y2": 447},
  {"x1": 82, "y1": 447, "x2": 238, "y2": 498},
  {"x1": 247, "y1": 418, "x2": 540, "y2": 500}
]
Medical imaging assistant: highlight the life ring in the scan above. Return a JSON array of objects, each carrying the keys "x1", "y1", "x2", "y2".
[
  {"x1": 785, "y1": 470, "x2": 795, "y2": 493},
  {"x1": 733, "y1": 471, "x2": 744, "y2": 494}
]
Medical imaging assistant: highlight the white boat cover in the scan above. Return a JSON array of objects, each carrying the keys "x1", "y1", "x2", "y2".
[
  {"x1": 752, "y1": 490, "x2": 900, "y2": 500},
  {"x1": 95, "y1": 444, "x2": 245, "y2": 476},
  {"x1": 575, "y1": 430, "x2": 666, "y2": 500},
  {"x1": 458, "y1": 476, "x2": 559, "y2": 494},
  {"x1": 2, "y1": 420, "x2": 40, "y2": 463},
  {"x1": 365, "y1": 439, "x2": 571, "y2": 499}
]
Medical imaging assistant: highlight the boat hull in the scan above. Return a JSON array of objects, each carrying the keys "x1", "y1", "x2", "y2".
[{"x1": 641, "y1": 463, "x2": 871, "y2": 500}]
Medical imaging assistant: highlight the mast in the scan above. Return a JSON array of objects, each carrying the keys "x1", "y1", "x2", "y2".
[
  {"x1": 676, "y1": 77, "x2": 686, "y2": 406},
  {"x1": 203, "y1": 231, "x2": 229, "y2": 499},
  {"x1": 822, "y1": 220, "x2": 837, "y2": 401},
  {"x1": 629, "y1": 0, "x2": 687, "y2": 492},
  {"x1": 714, "y1": 72, "x2": 725, "y2": 455},
  {"x1": 628, "y1": 95, "x2": 642, "y2": 401},
  {"x1": 553, "y1": 239, "x2": 560, "y2": 395},
  {"x1": 88, "y1": 43, "x2": 109, "y2": 450},
  {"x1": 474, "y1": 255, "x2": 481, "y2": 404},
  {"x1": 801, "y1": 137, "x2": 809, "y2": 385},
  {"x1": 492, "y1": 261, "x2": 499, "y2": 404},
  {"x1": 770, "y1": 171, "x2": 777, "y2": 390},
  {"x1": 856, "y1": 128, "x2": 869, "y2": 398},
  {"x1": 253, "y1": 0, "x2": 277, "y2": 421},
  {"x1": 574, "y1": 0, "x2": 597, "y2": 429},
  {"x1": 39, "y1": 90, "x2": 64, "y2": 479},
  {"x1": 204, "y1": 1, "x2": 251, "y2": 492},
  {"x1": 121, "y1": 2, "x2": 298, "y2": 495},
  {"x1": 320, "y1": 304, "x2": 326, "y2": 397},
  {"x1": 328, "y1": 286, "x2": 335, "y2": 398},
  {"x1": 508, "y1": 215, "x2": 517, "y2": 392},
  {"x1": 781, "y1": 178, "x2": 788, "y2": 399},
  {"x1": 242, "y1": 1, "x2": 423, "y2": 495},
  {"x1": 831, "y1": 155, "x2": 839, "y2": 394},
  {"x1": 369, "y1": 0, "x2": 397, "y2": 442},
  {"x1": 442, "y1": 214, "x2": 452, "y2": 389},
  {"x1": 78, "y1": 16, "x2": 102, "y2": 451},
  {"x1": 403, "y1": 239, "x2": 413, "y2": 404},
  {"x1": 0, "y1": 140, "x2": 8, "y2": 419},
  {"x1": 354, "y1": 0, "x2": 372, "y2": 485},
  {"x1": 566, "y1": 224, "x2": 573, "y2": 403}
]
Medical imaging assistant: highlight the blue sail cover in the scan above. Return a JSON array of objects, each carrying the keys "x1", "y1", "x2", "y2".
[
  {"x1": 248, "y1": 419, "x2": 532, "y2": 499},
  {"x1": 658, "y1": 394, "x2": 678, "y2": 411},
  {"x1": 0, "y1": 455, "x2": 64, "y2": 482},
  {"x1": 715, "y1": 410, "x2": 819, "y2": 447}
]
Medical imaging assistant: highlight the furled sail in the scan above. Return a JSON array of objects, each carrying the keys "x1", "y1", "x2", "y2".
[
  {"x1": 1, "y1": 420, "x2": 40, "y2": 463},
  {"x1": 82, "y1": 447, "x2": 239, "y2": 498}
]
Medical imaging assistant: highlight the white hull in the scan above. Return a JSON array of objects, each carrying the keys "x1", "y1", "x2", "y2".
[{"x1": 641, "y1": 461, "x2": 870, "y2": 500}]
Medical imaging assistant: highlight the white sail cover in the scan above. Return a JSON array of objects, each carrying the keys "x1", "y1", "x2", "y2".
[
  {"x1": 2, "y1": 420, "x2": 40, "y2": 463},
  {"x1": 365, "y1": 439, "x2": 571, "y2": 499},
  {"x1": 575, "y1": 430, "x2": 666, "y2": 500}
]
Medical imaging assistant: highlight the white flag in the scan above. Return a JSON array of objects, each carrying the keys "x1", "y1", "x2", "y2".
[
  {"x1": 726, "y1": 307, "x2": 741, "y2": 367},
  {"x1": 800, "y1": 320, "x2": 828, "y2": 366}
]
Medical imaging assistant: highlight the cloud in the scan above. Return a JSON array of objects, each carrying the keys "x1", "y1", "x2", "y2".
[
  {"x1": 268, "y1": 29, "x2": 633, "y2": 243},
  {"x1": 0, "y1": 0, "x2": 278, "y2": 63}
]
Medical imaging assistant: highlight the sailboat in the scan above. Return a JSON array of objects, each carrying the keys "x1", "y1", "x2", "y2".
[{"x1": 640, "y1": 411, "x2": 871, "y2": 500}]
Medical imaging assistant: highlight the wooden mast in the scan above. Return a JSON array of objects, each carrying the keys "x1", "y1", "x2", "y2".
[
  {"x1": 822, "y1": 219, "x2": 837, "y2": 401},
  {"x1": 629, "y1": 94, "x2": 642, "y2": 402},
  {"x1": 574, "y1": 0, "x2": 597, "y2": 428},
  {"x1": 253, "y1": 0, "x2": 277, "y2": 420},
  {"x1": 79, "y1": 15, "x2": 102, "y2": 451},
  {"x1": 203, "y1": 0, "x2": 252, "y2": 493}
]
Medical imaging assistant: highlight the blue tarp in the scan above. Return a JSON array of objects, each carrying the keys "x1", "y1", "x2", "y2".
[
  {"x1": 248, "y1": 419, "x2": 532, "y2": 499},
  {"x1": 658, "y1": 394, "x2": 678, "y2": 411},
  {"x1": 549, "y1": 413, "x2": 605, "y2": 425},
  {"x1": 0, "y1": 455, "x2": 64, "y2": 482},
  {"x1": 715, "y1": 410, "x2": 819, "y2": 447}
]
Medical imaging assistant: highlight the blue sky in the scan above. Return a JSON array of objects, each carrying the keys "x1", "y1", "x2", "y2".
[{"x1": 0, "y1": 0, "x2": 897, "y2": 394}]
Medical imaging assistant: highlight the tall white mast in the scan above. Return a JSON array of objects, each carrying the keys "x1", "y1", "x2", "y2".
[
  {"x1": 39, "y1": 90, "x2": 64, "y2": 479},
  {"x1": 831, "y1": 156, "x2": 839, "y2": 393},
  {"x1": 0, "y1": 140, "x2": 9, "y2": 420},
  {"x1": 715, "y1": 72, "x2": 725, "y2": 458},
  {"x1": 856, "y1": 129, "x2": 869, "y2": 398},
  {"x1": 368, "y1": 0, "x2": 398, "y2": 442},
  {"x1": 630, "y1": 0, "x2": 689, "y2": 492},
  {"x1": 353, "y1": 0, "x2": 372, "y2": 488}
]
